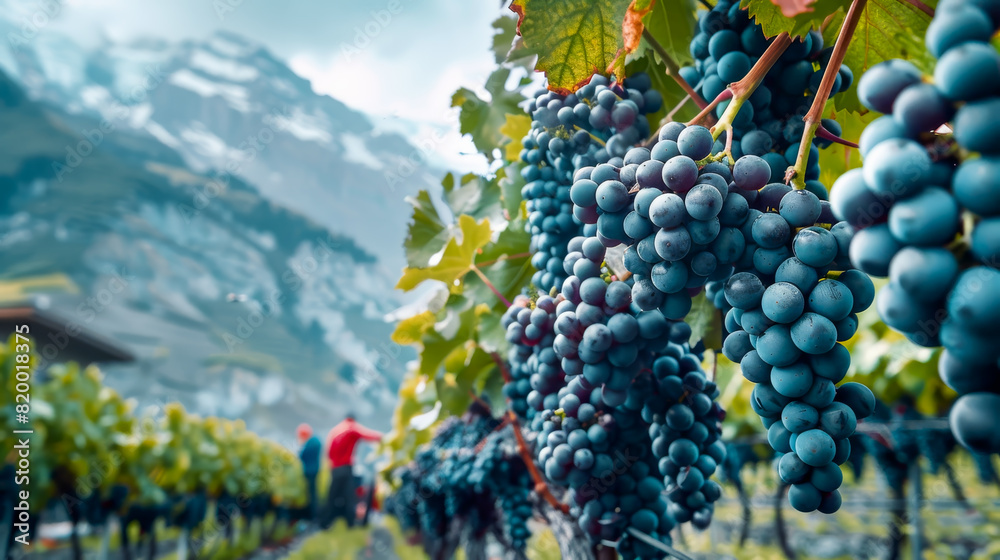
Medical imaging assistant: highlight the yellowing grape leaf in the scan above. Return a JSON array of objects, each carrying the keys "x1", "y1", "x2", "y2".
[
  {"x1": 392, "y1": 311, "x2": 436, "y2": 345},
  {"x1": 396, "y1": 215, "x2": 493, "y2": 292},
  {"x1": 510, "y1": 0, "x2": 640, "y2": 93},
  {"x1": 499, "y1": 113, "x2": 532, "y2": 162}
]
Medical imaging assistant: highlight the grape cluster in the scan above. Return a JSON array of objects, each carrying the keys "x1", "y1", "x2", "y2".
[
  {"x1": 503, "y1": 293, "x2": 565, "y2": 421},
  {"x1": 719, "y1": 185, "x2": 877, "y2": 512},
  {"x1": 553, "y1": 236, "x2": 678, "y2": 407},
  {"x1": 644, "y1": 343, "x2": 727, "y2": 529},
  {"x1": 588, "y1": 127, "x2": 763, "y2": 314},
  {"x1": 509, "y1": 241, "x2": 727, "y2": 557},
  {"x1": 833, "y1": 0, "x2": 1000, "y2": 454},
  {"x1": 521, "y1": 74, "x2": 662, "y2": 292},
  {"x1": 679, "y1": 0, "x2": 852, "y2": 183},
  {"x1": 534, "y1": 400, "x2": 678, "y2": 558},
  {"x1": 388, "y1": 412, "x2": 533, "y2": 553},
  {"x1": 477, "y1": 433, "x2": 534, "y2": 550}
]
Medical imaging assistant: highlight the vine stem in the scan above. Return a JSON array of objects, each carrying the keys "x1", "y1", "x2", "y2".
[
  {"x1": 786, "y1": 0, "x2": 867, "y2": 189},
  {"x1": 509, "y1": 410, "x2": 571, "y2": 514},
  {"x1": 690, "y1": 33, "x2": 793, "y2": 163},
  {"x1": 487, "y1": 351, "x2": 570, "y2": 514},
  {"x1": 491, "y1": 351, "x2": 513, "y2": 383},
  {"x1": 470, "y1": 265, "x2": 511, "y2": 307},
  {"x1": 642, "y1": 29, "x2": 709, "y2": 109}
]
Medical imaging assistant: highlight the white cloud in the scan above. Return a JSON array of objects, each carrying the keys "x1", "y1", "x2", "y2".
[{"x1": 289, "y1": 49, "x2": 492, "y2": 174}]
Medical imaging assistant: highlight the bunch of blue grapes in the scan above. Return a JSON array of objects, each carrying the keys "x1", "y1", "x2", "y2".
[
  {"x1": 678, "y1": 0, "x2": 852, "y2": 182},
  {"x1": 571, "y1": 124, "x2": 773, "y2": 317},
  {"x1": 552, "y1": 235, "x2": 681, "y2": 407},
  {"x1": 388, "y1": 413, "x2": 534, "y2": 553},
  {"x1": 832, "y1": 0, "x2": 1000, "y2": 454},
  {"x1": 521, "y1": 74, "x2": 662, "y2": 293},
  {"x1": 533, "y1": 401, "x2": 679, "y2": 559},
  {"x1": 718, "y1": 184, "x2": 878, "y2": 513},
  {"x1": 503, "y1": 292, "x2": 565, "y2": 421},
  {"x1": 644, "y1": 342, "x2": 727, "y2": 529},
  {"x1": 474, "y1": 431, "x2": 534, "y2": 550},
  {"x1": 507, "y1": 241, "x2": 724, "y2": 557}
]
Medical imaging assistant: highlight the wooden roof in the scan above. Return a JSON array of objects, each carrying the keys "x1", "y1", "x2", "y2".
[{"x1": 0, "y1": 304, "x2": 134, "y2": 364}]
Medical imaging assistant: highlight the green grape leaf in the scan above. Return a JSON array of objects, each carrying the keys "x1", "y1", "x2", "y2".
[
  {"x1": 641, "y1": 0, "x2": 697, "y2": 67},
  {"x1": 465, "y1": 224, "x2": 533, "y2": 306},
  {"x1": 686, "y1": 291, "x2": 723, "y2": 350},
  {"x1": 498, "y1": 163, "x2": 527, "y2": 219},
  {"x1": 510, "y1": 0, "x2": 639, "y2": 93},
  {"x1": 822, "y1": 0, "x2": 936, "y2": 112},
  {"x1": 396, "y1": 215, "x2": 494, "y2": 292},
  {"x1": 402, "y1": 190, "x2": 449, "y2": 268},
  {"x1": 452, "y1": 67, "x2": 526, "y2": 160},
  {"x1": 492, "y1": 14, "x2": 519, "y2": 64},
  {"x1": 445, "y1": 174, "x2": 505, "y2": 227},
  {"x1": 499, "y1": 113, "x2": 533, "y2": 163},
  {"x1": 415, "y1": 297, "x2": 487, "y2": 378},
  {"x1": 743, "y1": 0, "x2": 850, "y2": 38}
]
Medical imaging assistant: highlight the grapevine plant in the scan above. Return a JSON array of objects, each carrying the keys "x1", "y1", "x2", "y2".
[
  {"x1": 385, "y1": 0, "x2": 1000, "y2": 558},
  {"x1": 0, "y1": 338, "x2": 307, "y2": 560}
]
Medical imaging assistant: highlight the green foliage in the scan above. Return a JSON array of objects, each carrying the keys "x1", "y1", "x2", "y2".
[
  {"x1": 641, "y1": 0, "x2": 698, "y2": 66},
  {"x1": 816, "y1": 107, "x2": 876, "y2": 185},
  {"x1": 387, "y1": 0, "x2": 966, "y2": 483},
  {"x1": 0, "y1": 336, "x2": 306, "y2": 512},
  {"x1": 823, "y1": 0, "x2": 937, "y2": 111},
  {"x1": 402, "y1": 189, "x2": 452, "y2": 268},
  {"x1": 743, "y1": 0, "x2": 850, "y2": 38},
  {"x1": 686, "y1": 292, "x2": 723, "y2": 349},
  {"x1": 452, "y1": 67, "x2": 529, "y2": 161}
]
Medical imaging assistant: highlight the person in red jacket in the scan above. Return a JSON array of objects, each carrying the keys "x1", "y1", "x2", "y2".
[{"x1": 321, "y1": 412, "x2": 382, "y2": 529}]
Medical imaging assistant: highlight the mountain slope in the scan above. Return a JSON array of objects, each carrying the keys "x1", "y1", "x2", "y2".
[{"x1": 0, "y1": 70, "x2": 411, "y2": 437}]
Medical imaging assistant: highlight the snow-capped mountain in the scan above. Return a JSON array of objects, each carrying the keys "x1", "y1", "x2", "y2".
[{"x1": 0, "y1": 26, "x2": 439, "y2": 267}]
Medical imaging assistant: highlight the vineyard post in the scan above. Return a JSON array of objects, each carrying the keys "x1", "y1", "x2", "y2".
[
  {"x1": 908, "y1": 462, "x2": 923, "y2": 560},
  {"x1": 98, "y1": 522, "x2": 111, "y2": 560},
  {"x1": 177, "y1": 529, "x2": 189, "y2": 560},
  {"x1": 774, "y1": 482, "x2": 796, "y2": 560}
]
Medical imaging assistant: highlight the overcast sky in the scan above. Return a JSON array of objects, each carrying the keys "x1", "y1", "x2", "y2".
[{"x1": 22, "y1": 0, "x2": 510, "y2": 172}]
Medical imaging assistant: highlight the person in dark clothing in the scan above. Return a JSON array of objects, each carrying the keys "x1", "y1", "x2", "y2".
[
  {"x1": 321, "y1": 412, "x2": 382, "y2": 529},
  {"x1": 297, "y1": 423, "x2": 322, "y2": 521}
]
